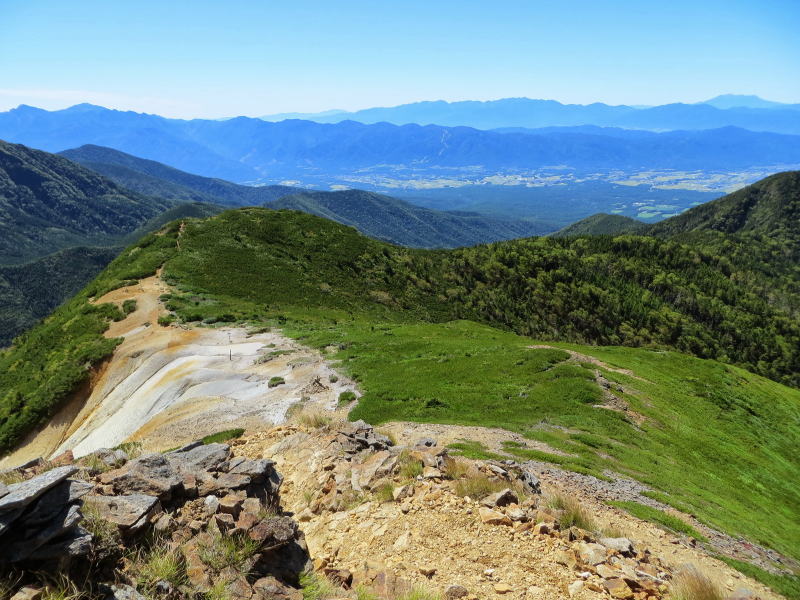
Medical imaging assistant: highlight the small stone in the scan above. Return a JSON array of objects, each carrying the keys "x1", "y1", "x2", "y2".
[
  {"x1": 479, "y1": 507, "x2": 512, "y2": 526},
  {"x1": 533, "y1": 522, "x2": 550, "y2": 535},
  {"x1": 597, "y1": 564, "x2": 618, "y2": 579},
  {"x1": 506, "y1": 507, "x2": 526, "y2": 521},
  {"x1": 84, "y1": 494, "x2": 160, "y2": 528},
  {"x1": 600, "y1": 537, "x2": 635, "y2": 556},
  {"x1": 493, "y1": 583, "x2": 512, "y2": 594},
  {"x1": 11, "y1": 586, "x2": 44, "y2": 600},
  {"x1": 419, "y1": 566, "x2": 437, "y2": 577},
  {"x1": 218, "y1": 493, "x2": 244, "y2": 516},
  {"x1": 422, "y1": 466, "x2": 442, "y2": 479},
  {"x1": 568, "y1": 580, "x2": 584, "y2": 597},
  {"x1": 203, "y1": 495, "x2": 220, "y2": 515},
  {"x1": 215, "y1": 512, "x2": 236, "y2": 532},
  {"x1": 603, "y1": 579, "x2": 633, "y2": 599},
  {"x1": 481, "y1": 488, "x2": 518, "y2": 508},
  {"x1": 444, "y1": 585, "x2": 468, "y2": 600},
  {"x1": 576, "y1": 542, "x2": 608, "y2": 566}
]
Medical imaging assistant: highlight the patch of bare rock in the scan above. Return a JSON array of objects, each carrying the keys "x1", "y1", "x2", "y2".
[{"x1": 0, "y1": 419, "x2": 779, "y2": 600}]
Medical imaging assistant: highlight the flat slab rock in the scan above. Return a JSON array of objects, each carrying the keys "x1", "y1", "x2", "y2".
[
  {"x1": 84, "y1": 494, "x2": 160, "y2": 528},
  {"x1": 0, "y1": 466, "x2": 77, "y2": 513}
]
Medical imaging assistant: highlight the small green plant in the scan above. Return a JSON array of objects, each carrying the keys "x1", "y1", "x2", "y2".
[
  {"x1": 374, "y1": 482, "x2": 395, "y2": 503},
  {"x1": 201, "y1": 428, "x2": 245, "y2": 444},
  {"x1": 355, "y1": 585, "x2": 381, "y2": 600},
  {"x1": 441, "y1": 456, "x2": 471, "y2": 480},
  {"x1": 0, "y1": 469, "x2": 25, "y2": 486},
  {"x1": 292, "y1": 408, "x2": 333, "y2": 428},
  {"x1": 115, "y1": 440, "x2": 144, "y2": 459},
  {"x1": 300, "y1": 570, "x2": 338, "y2": 600},
  {"x1": 122, "y1": 299, "x2": 137, "y2": 315},
  {"x1": 337, "y1": 390, "x2": 357, "y2": 406},
  {"x1": 39, "y1": 576, "x2": 90, "y2": 600},
  {"x1": 268, "y1": 376, "x2": 286, "y2": 388},
  {"x1": 608, "y1": 500, "x2": 707, "y2": 542},
  {"x1": 454, "y1": 473, "x2": 515, "y2": 500},
  {"x1": 82, "y1": 503, "x2": 121, "y2": 549},
  {"x1": 668, "y1": 567, "x2": 724, "y2": 600},
  {"x1": 548, "y1": 492, "x2": 597, "y2": 531},
  {"x1": 447, "y1": 439, "x2": 507, "y2": 461},
  {"x1": 158, "y1": 313, "x2": 177, "y2": 326},
  {"x1": 397, "y1": 449, "x2": 423, "y2": 480},
  {"x1": 328, "y1": 374, "x2": 339, "y2": 383},
  {"x1": 198, "y1": 531, "x2": 261, "y2": 572},
  {"x1": 131, "y1": 545, "x2": 187, "y2": 595},
  {"x1": 204, "y1": 580, "x2": 232, "y2": 600}
]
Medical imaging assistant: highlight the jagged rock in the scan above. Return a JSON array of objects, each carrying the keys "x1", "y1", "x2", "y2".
[
  {"x1": 196, "y1": 472, "x2": 251, "y2": 496},
  {"x1": 576, "y1": 542, "x2": 608, "y2": 566},
  {"x1": 480, "y1": 488, "x2": 518, "y2": 508},
  {"x1": 351, "y1": 451, "x2": 398, "y2": 491},
  {"x1": 493, "y1": 583, "x2": 513, "y2": 594},
  {"x1": 444, "y1": 584, "x2": 468, "y2": 599},
  {"x1": 84, "y1": 494, "x2": 160, "y2": 528},
  {"x1": 7, "y1": 503, "x2": 82, "y2": 560},
  {"x1": 415, "y1": 437, "x2": 437, "y2": 448},
  {"x1": 99, "y1": 583, "x2": 147, "y2": 600},
  {"x1": 249, "y1": 516, "x2": 297, "y2": 546},
  {"x1": 325, "y1": 567, "x2": 354, "y2": 587},
  {"x1": 600, "y1": 537, "x2": 635, "y2": 556},
  {"x1": 100, "y1": 454, "x2": 181, "y2": 501},
  {"x1": 219, "y1": 492, "x2": 245, "y2": 516},
  {"x1": 27, "y1": 525, "x2": 92, "y2": 560},
  {"x1": 167, "y1": 443, "x2": 231, "y2": 472},
  {"x1": 518, "y1": 466, "x2": 542, "y2": 495},
  {"x1": 16, "y1": 480, "x2": 93, "y2": 528},
  {"x1": 506, "y1": 507, "x2": 526, "y2": 521},
  {"x1": 393, "y1": 484, "x2": 412, "y2": 501},
  {"x1": 0, "y1": 466, "x2": 77, "y2": 513},
  {"x1": 603, "y1": 578, "x2": 634, "y2": 599},
  {"x1": 479, "y1": 507, "x2": 512, "y2": 526}
]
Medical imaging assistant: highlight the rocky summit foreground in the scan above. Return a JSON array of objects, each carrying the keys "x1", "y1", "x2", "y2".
[{"x1": 0, "y1": 416, "x2": 781, "y2": 600}]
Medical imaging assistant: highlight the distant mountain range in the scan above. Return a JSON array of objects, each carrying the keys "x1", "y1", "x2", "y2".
[
  {"x1": 62, "y1": 144, "x2": 555, "y2": 247},
  {"x1": 2, "y1": 104, "x2": 800, "y2": 184},
  {"x1": 261, "y1": 95, "x2": 800, "y2": 133}
]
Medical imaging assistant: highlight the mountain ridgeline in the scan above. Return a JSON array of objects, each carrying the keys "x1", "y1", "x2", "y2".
[{"x1": 2, "y1": 105, "x2": 800, "y2": 183}]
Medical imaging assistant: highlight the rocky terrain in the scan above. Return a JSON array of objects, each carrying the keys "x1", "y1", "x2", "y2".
[{"x1": 0, "y1": 416, "x2": 780, "y2": 600}]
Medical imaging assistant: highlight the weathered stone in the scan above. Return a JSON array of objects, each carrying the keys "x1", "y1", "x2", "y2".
[
  {"x1": 533, "y1": 522, "x2": 550, "y2": 535},
  {"x1": 422, "y1": 466, "x2": 442, "y2": 479},
  {"x1": 10, "y1": 586, "x2": 44, "y2": 600},
  {"x1": 393, "y1": 484, "x2": 412, "y2": 501},
  {"x1": 219, "y1": 493, "x2": 245, "y2": 516},
  {"x1": 203, "y1": 494, "x2": 220, "y2": 515},
  {"x1": 479, "y1": 507, "x2": 513, "y2": 526},
  {"x1": 0, "y1": 466, "x2": 77, "y2": 514},
  {"x1": 555, "y1": 549, "x2": 578, "y2": 569},
  {"x1": 214, "y1": 512, "x2": 236, "y2": 531},
  {"x1": 518, "y1": 466, "x2": 542, "y2": 495},
  {"x1": 576, "y1": 542, "x2": 608, "y2": 566},
  {"x1": 603, "y1": 578, "x2": 634, "y2": 599},
  {"x1": 487, "y1": 464, "x2": 507, "y2": 476},
  {"x1": 249, "y1": 516, "x2": 297, "y2": 546},
  {"x1": 100, "y1": 454, "x2": 181, "y2": 501},
  {"x1": 83, "y1": 494, "x2": 159, "y2": 528},
  {"x1": 100, "y1": 584, "x2": 147, "y2": 600},
  {"x1": 7, "y1": 503, "x2": 83, "y2": 560},
  {"x1": 597, "y1": 564, "x2": 618, "y2": 579},
  {"x1": 324, "y1": 567, "x2": 353, "y2": 587},
  {"x1": 238, "y1": 510, "x2": 261, "y2": 530},
  {"x1": 493, "y1": 583, "x2": 513, "y2": 594},
  {"x1": 419, "y1": 566, "x2": 436, "y2": 577},
  {"x1": 27, "y1": 526, "x2": 92, "y2": 560},
  {"x1": 568, "y1": 580, "x2": 584, "y2": 597},
  {"x1": 252, "y1": 576, "x2": 303, "y2": 600},
  {"x1": 481, "y1": 488, "x2": 518, "y2": 508},
  {"x1": 506, "y1": 507, "x2": 526, "y2": 521},
  {"x1": 229, "y1": 458, "x2": 274, "y2": 478},
  {"x1": 444, "y1": 585, "x2": 468, "y2": 600},
  {"x1": 600, "y1": 537, "x2": 635, "y2": 556},
  {"x1": 167, "y1": 443, "x2": 230, "y2": 473},
  {"x1": 16, "y1": 480, "x2": 93, "y2": 529},
  {"x1": 0, "y1": 482, "x2": 8, "y2": 499},
  {"x1": 196, "y1": 472, "x2": 251, "y2": 496}
]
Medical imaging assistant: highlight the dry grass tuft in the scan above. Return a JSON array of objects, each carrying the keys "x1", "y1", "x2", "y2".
[
  {"x1": 547, "y1": 491, "x2": 597, "y2": 531},
  {"x1": 668, "y1": 566, "x2": 724, "y2": 600}
]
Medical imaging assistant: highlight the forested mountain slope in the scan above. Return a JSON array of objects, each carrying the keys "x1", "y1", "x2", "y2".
[
  {"x1": 552, "y1": 213, "x2": 648, "y2": 237},
  {"x1": 0, "y1": 139, "x2": 174, "y2": 264},
  {"x1": 270, "y1": 189, "x2": 554, "y2": 247},
  {"x1": 61, "y1": 144, "x2": 299, "y2": 206}
]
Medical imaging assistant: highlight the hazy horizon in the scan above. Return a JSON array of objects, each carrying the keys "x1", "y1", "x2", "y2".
[{"x1": 1, "y1": 0, "x2": 798, "y2": 119}]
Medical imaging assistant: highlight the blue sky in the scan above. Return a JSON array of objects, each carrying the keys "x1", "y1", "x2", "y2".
[{"x1": 0, "y1": 0, "x2": 798, "y2": 118}]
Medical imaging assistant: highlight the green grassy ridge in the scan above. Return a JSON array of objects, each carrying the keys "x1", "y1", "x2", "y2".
[
  {"x1": 0, "y1": 224, "x2": 180, "y2": 454},
  {"x1": 161, "y1": 209, "x2": 800, "y2": 386},
  {"x1": 1, "y1": 208, "x2": 799, "y2": 583},
  {"x1": 606, "y1": 500, "x2": 707, "y2": 541}
]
